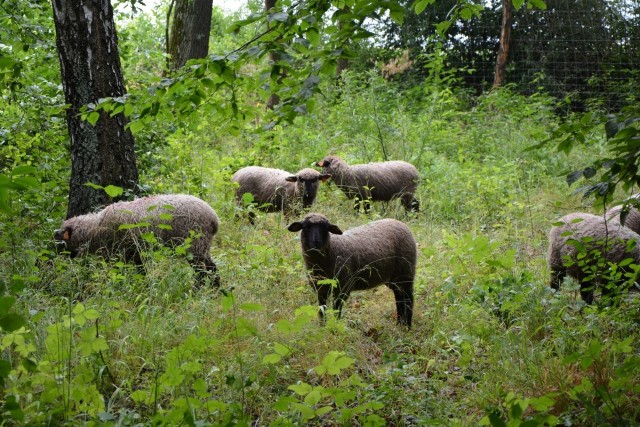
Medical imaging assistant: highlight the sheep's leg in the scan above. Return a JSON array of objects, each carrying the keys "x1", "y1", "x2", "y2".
[
  {"x1": 549, "y1": 268, "x2": 564, "y2": 291},
  {"x1": 580, "y1": 283, "x2": 595, "y2": 304},
  {"x1": 353, "y1": 196, "x2": 371, "y2": 213},
  {"x1": 401, "y1": 194, "x2": 419, "y2": 213},
  {"x1": 316, "y1": 284, "x2": 331, "y2": 324},
  {"x1": 332, "y1": 290, "x2": 349, "y2": 319},
  {"x1": 389, "y1": 282, "x2": 413, "y2": 328},
  {"x1": 191, "y1": 256, "x2": 220, "y2": 288}
]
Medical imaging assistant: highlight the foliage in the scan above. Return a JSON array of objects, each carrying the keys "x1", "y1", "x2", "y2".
[{"x1": 1, "y1": 0, "x2": 640, "y2": 425}]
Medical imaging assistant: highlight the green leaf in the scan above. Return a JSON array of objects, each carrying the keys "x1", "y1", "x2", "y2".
[
  {"x1": 0, "y1": 296, "x2": 16, "y2": 317},
  {"x1": 262, "y1": 353, "x2": 282, "y2": 364},
  {"x1": 128, "y1": 120, "x2": 145, "y2": 134},
  {"x1": 104, "y1": 185, "x2": 123, "y2": 198},
  {"x1": 304, "y1": 389, "x2": 322, "y2": 406},
  {"x1": 239, "y1": 303, "x2": 264, "y2": 311},
  {"x1": 414, "y1": 0, "x2": 431, "y2": 14},
  {"x1": 0, "y1": 56, "x2": 15, "y2": 69},
  {"x1": 288, "y1": 382, "x2": 312, "y2": 395},
  {"x1": 274, "y1": 342, "x2": 291, "y2": 356},
  {"x1": 389, "y1": 10, "x2": 404, "y2": 25},
  {"x1": 87, "y1": 111, "x2": 100, "y2": 125},
  {"x1": 0, "y1": 313, "x2": 26, "y2": 332}
]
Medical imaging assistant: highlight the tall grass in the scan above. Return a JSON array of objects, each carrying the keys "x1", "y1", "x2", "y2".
[{"x1": 2, "y1": 72, "x2": 638, "y2": 425}]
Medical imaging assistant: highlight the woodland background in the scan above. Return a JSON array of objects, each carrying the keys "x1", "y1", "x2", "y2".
[{"x1": 0, "y1": 0, "x2": 639, "y2": 425}]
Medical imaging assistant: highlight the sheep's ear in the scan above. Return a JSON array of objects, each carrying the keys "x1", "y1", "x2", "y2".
[
  {"x1": 320, "y1": 174, "x2": 331, "y2": 182},
  {"x1": 287, "y1": 222, "x2": 303, "y2": 232},
  {"x1": 55, "y1": 226, "x2": 72, "y2": 241},
  {"x1": 328, "y1": 224, "x2": 343, "y2": 235},
  {"x1": 285, "y1": 176, "x2": 298, "y2": 182},
  {"x1": 316, "y1": 160, "x2": 327, "y2": 167}
]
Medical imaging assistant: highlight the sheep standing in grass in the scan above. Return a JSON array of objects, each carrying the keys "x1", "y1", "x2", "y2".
[
  {"x1": 547, "y1": 212, "x2": 640, "y2": 303},
  {"x1": 288, "y1": 213, "x2": 417, "y2": 327},
  {"x1": 231, "y1": 166, "x2": 330, "y2": 216},
  {"x1": 316, "y1": 155, "x2": 420, "y2": 212},
  {"x1": 55, "y1": 194, "x2": 220, "y2": 287}
]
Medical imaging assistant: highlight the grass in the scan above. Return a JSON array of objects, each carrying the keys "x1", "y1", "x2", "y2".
[{"x1": 2, "y1": 76, "x2": 640, "y2": 425}]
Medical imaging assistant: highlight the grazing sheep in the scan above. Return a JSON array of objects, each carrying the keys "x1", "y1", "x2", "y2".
[
  {"x1": 231, "y1": 166, "x2": 330, "y2": 217},
  {"x1": 547, "y1": 212, "x2": 640, "y2": 303},
  {"x1": 54, "y1": 194, "x2": 220, "y2": 287},
  {"x1": 605, "y1": 194, "x2": 640, "y2": 234},
  {"x1": 288, "y1": 213, "x2": 417, "y2": 327},
  {"x1": 316, "y1": 155, "x2": 420, "y2": 212}
]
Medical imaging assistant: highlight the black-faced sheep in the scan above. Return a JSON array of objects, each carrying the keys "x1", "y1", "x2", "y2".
[
  {"x1": 54, "y1": 194, "x2": 220, "y2": 287},
  {"x1": 231, "y1": 166, "x2": 330, "y2": 218},
  {"x1": 316, "y1": 155, "x2": 420, "y2": 212},
  {"x1": 547, "y1": 212, "x2": 640, "y2": 303},
  {"x1": 288, "y1": 213, "x2": 417, "y2": 328}
]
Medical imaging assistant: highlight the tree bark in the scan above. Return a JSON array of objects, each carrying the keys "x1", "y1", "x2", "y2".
[
  {"x1": 336, "y1": 6, "x2": 351, "y2": 77},
  {"x1": 52, "y1": 0, "x2": 139, "y2": 218},
  {"x1": 167, "y1": 0, "x2": 213, "y2": 71},
  {"x1": 493, "y1": 0, "x2": 513, "y2": 88},
  {"x1": 266, "y1": 0, "x2": 284, "y2": 109}
]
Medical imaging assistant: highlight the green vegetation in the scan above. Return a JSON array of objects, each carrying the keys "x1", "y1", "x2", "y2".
[{"x1": 1, "y1": 1, "x2": 639, "y2": 425}]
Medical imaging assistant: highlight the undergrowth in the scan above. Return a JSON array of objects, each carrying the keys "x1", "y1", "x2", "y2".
[{"x1": 1, "y1": 60, "x2": 638, "y2": 426}]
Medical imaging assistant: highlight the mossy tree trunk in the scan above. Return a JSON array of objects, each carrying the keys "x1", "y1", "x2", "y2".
[
  {"x1": 52, "y1": 0, "x2": 139, "y2": 218},
  {"x1": 166, "y1": 0, "x2": 213, "y2": 71}
]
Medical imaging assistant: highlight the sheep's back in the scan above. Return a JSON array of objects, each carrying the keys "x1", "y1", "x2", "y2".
[
  {"x1": 346, "y1": 161, "x2": 419, "y2": 200},
  {"x1": 103, "y1": 195, "x2": 218, "y2": 252},
  {"x1": 232, "y1": 166, "x2": 292, "y2": 206},
  {"x1": 327, "y1": 219, "x2": 417, "y2": 289},
  {"x1": 548, "y1": 212, "x2": 640, "y2": 280},
  {"x1": 606, "y1": 205, "x2": 640, "y2": 235}
]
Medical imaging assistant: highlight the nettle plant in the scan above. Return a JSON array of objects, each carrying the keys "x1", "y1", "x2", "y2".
[{"x1": 1, "y1": 301, "x2": 108, "y2": 424}]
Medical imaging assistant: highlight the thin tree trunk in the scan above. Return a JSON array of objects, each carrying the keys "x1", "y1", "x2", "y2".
[
  {"x1": 336, "y1": 6, "x2": 351, "y2": 77},
  {"x1": 493, "y1": 0, "x2": 513, "y2": 88},
  {"x1": 167, "y1": 0, "x2": 213, "y2": 71},
  {"x1": 266, "y1": 0, "x2": 284, "y2": 109},
  {"x1": 52, "y1": 0, "x2": 138, "y2": 218}
]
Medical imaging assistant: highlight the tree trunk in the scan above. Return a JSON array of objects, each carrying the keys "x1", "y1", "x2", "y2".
[
  {"x1": 167, "y1": 0, "x2": 213, "y2": 71},
  {"x1": 336, "y1": 6, "x2": 351, "y2": 77},
  {"x1": 493, "y1": 0, "x2": 513, "y2": 88},
  {"x1": 266, "y1": 0, "x2": 284, "y2": 109},
  {"x1": 52, "y1": 0, "x2": 139, "y2": 218}
]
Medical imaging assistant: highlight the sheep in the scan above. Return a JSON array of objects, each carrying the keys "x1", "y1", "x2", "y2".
[
  {"x1": 547, "y1": 212, "x2": 640, "y2": 303},
  {"x1": 287, "y1": 213, "x2": 417, "y2": 328},
  {"x1": 231, "y1": 166, "x2": 330, "y2": 219},
  {"x1": 54, "y1": 194, "x2": 220, "y2": 287},
  {"x1": 605, "y1": 194, "x2": 640, "y2": 234},
  {"x1": 315, "y1": 155, "x2": 420, "y2": 213}
]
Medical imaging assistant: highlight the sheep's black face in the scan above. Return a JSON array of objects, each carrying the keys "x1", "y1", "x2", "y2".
[
  {"x1": 299, "y1": 178, "x2": 320, "y2": 205},
  {"x1": 288, "y1": 215, "x2": 342, "y2": 251},
  {"x1": 287, "y1": 174, "x2": 331, "y2": 207},
  {"x1": 304, "y1": 221, "x2": 332, "y2": 250}
]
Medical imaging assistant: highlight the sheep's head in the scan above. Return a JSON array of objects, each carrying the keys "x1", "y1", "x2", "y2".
[
  {"x1": 54, "y1": 225, "x2": 78, "y2": 256},
  {"x1": 285, "y1": 168, "x2": 331, "y2": 207},
  {"x1": 288, "y1": 213, "x2": 342, "y2": 251}
]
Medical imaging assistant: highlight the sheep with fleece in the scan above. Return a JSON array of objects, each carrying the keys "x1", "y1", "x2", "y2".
[
  {"x1": 231, "y1": 166, "x2": 330, "y2": 215},
  {"x1": 547, "y1": 212, "x2": 640, "y2": 303},
  {"x1": 288, "y1": 213, "x2": 416, "y2": 328},
  {"x1": 315, "y1": 155, "x2": 420, "y2": 212},
  {"x1": 54, "y1": 194, "x2": 220, "y2": 287},
  {"x1": 605, "y1": 193, "x2": 640, "y2": 234}
]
